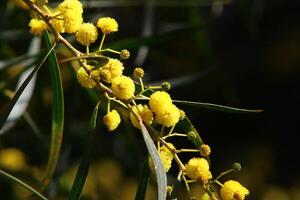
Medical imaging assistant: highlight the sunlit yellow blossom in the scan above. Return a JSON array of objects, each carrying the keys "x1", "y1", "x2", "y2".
[
  {"x1": 149, "y1": 91, "x2": 172, "y2": 114},
  {"x1": 76, "y1": 65, "x2": 100, "y2": 88},
  {"x1": 101, "y1": 59, "x2": 124, "y2": 83},
  {"x1": 220, "y1": 180, "x2": 249, "y2": 200},
  {"x1": 185, "y1": 157, "x2": 212, "y2": 184},
  {"x1": 58, "y1": 0, "x2": 83, "y2": 33},
  {"x1": 76, "y1": 23, "x2": 98, "y2": 46},
  {"x1": 103, "y1": 110, "x2": 121, "y2": 131},
  {"x1": 97, "y1": 17, "x2": 118, "y2": 34},
  {"x1": 155, "y1": 104, "x2": 180, "y2": 127},
  {"x1": 0, "y1": 148, "x2": 26, "y2": 171},
  {"x1": 28, "y1": 19, "x2": 47, "y2": 36},
  {"x1": 129, "y1": 104, "x2": 153, "y2": 129},
  {"x1": 111, "y1": 76, "x2": 135, "y2": 100}
]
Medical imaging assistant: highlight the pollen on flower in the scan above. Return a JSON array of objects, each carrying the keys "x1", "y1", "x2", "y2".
[
  {"x1": 155, "y1": 104, "x2": 180, "y2": 127},
  {"x1": 129, "y1": 104, "x2": 153, "y2": 129},
  {"x1": 101, "y1": 59, "x2": 124, "y2": 83},
  {"x1": 220, "y1": 180, "x2": 249, "y2": 200},
  {"x1": 58, "y1": 0, "x2": 83, "y2": 33},
  {"x1": 103, "y1": 110, "x2": 121, "y2": 131},
  {"x1": 28, "y1": 19, "x2": 47, "y2": 36},
  {"x1": 111, "y1": 76, "x2": 135, "y2": 100},
  {"x1": 149, "y1": 91, "x2": 172, "y2": 114},
  {"x1": 76, "y1": 65, "x2": 100, "y2": 88},
  {"x1": 185, "y1": 157, "x2": 212, "y2": 185},
  {"x1": 76, "y1": 23, "x2": 98, "y2": 46},
  {"x1": 97, "y1": 17, "x2": 118, "y2": 34}
]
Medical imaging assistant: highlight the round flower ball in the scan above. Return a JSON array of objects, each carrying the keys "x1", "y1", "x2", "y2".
[
  {"x1": 111, "y1": 76, "x2": 135, "y2": 100},
  {"x1": 76, "y1": 23, "x2": 98, "y2": 46},
  {"x1": 103, "y1": 110, "x2": 121, "y2": 131},
  {"x1": 149, "y1": 91, "x2": 172, "y2": 114},
  {"x1": 185, "y1": 157, "x2": 212, "y2": 185},
  {"x1": 97, "y1": 17, "x2": 118, "y2": 34},
  {"x1": 130, "y1": 104, "x2": 153, "y2": 129},
  {"x1": 220, "y1": 180, "x2": 249, "y2": 200}
]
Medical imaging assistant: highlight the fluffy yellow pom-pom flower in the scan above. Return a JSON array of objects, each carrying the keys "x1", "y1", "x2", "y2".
[
  {"x1": 149, "y1": 143, "x2": 175, "y2": 173},
  {"x1": 58, "y1": 0, "x2": 83, "y2": 33},
  {"x1": 149, "y1": 91, "x2": 172, "y2": 115},
  {"x1": 76, "y1": 65, "x2": 100, "y2": 88},
  {"x1": 101, "y1": 59, "x2": 124, "y2": 83},
  {"x1": 28, "y1": 19, "x2": 47, "y2": 36},
  {"x1": 129, "y1": 104, "x2": 153, "y2": 129},
  {"x1": 185, "y1": 157, "x2": 212, "y2": 184},
  {"x1": 220, "y1": 180, "x2": 249, "y2": 200},
  {"x1": 50, "y1": 13, "x2": 65, "y2": 33},
  {"x1": 76, "y1": 23, "x2": 98, "y2": 46},
  {"x1": 97, "y1": 17, "x2": 118, "y2": 34},
  {"x1": 155, "y1": 104, "x2": 180, "y2": 127},
  {"x1": 111, "y1": 76, "x2": 135, "y2": 100},
  {"x1": 0, "y1": 148, "x2": 26, "y2": 171},
  {"x1": 103, "y1": 110, "x2": 121, "y2": 131}
]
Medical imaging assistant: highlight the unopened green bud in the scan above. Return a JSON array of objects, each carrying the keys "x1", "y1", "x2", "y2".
[
  {"x1": 187, "y1": 131, "x2": 197, "y2": 141},
  {"x1": 161, "y1": 81, "x2": 171, "y2": 91},
  {"x1": 232, "y1": 162, "x2": 242, "y2": 171}
]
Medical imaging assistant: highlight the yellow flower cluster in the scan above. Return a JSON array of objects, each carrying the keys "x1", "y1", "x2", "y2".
[
  {"x1": 0, "y1": 148, "x2": 26, "y2": 171},
  {"x1": 76, "y1": 65, "x2": 100, "y2": 88},
  {"x1": 220, "y1": 180, "x2": 249, "y2": 200},
  {"x1": 111, "y1": 76, "x2": 135, "y2": 100},
  {"x1": 57, "y1": 0, "x2": 83, "y2": 33},
  {"x1": 103, "y1": 110, "x2": 121, "y2": 131},
  {"x1": 149, "y1": 91, "x2": 180, "y2": 127},
  {"x1": 101, "y1": 59, "x2": 124, "y2": 83},
  {"x1": 129, "y1": 104, "x2": 153, "y2": 129},
  {"x1": 75, "y1": 23, "x2": 98, "y2": 46},
  {"x1": 149, "y1": 143, "x2": 175, "y2": 173},
  {"x1": 185, "y1": 157, "x2": 212, "y2": 185},
  {"x1": 97, "y1": 17, "x2": 119, "y2": 34},
  {"x1": 29, "y1": 19, "x2": 47, "y2": 36}
]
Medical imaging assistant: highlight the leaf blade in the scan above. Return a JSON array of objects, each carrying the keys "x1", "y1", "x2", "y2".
[
  {"x1": 140, "y1": 123, "x2": 167, "y2": 200},
  {"x1": 68, "y1": 101, "x2": 100, "y2": 200},
  {"x1": 172, "y1": 100, "x2": 263, "y2": 114},
  {"x1": 0, "y1": 169, "x2": 48, "y2": 200},
  {"x1": 135, "y1": 157, "x2": 150, "y2": 200},
  {"x1": 42, "y1": 30, "x2": 64, "y2": 186},
  {"x1": 0, "y1": 40, "x2": 56, "y2": 130}
]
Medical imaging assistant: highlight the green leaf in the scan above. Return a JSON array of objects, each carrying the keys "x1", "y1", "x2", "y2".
[
  {"x1": 172, "y1": 100, "x2": 263, "y2": 114},
  {"x1": 42, "y1": 30, "x2": 64, "y2": 186},
  {"x1": 68, "y1": 101, "x2": 100, "y2": 200},
  {"x1": 140, "y1": 122, "x2": 167, "y2": 200},
  {"x1": 135, "y1": 157, "x2": 150, "y2": 200},
  {"x1": 0, "y1": 39, "x2": 56, "y2": 130},
  {"x1": 85, "y1": 55, "x2": 109, "y2": 67},
  {"x1": 0, "y1": 169, "x2": 48, "y2": 200}
]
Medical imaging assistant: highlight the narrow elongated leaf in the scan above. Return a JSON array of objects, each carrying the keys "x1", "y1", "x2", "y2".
[
  {"x1": 0, "y1": 170, "x2": 48, "y2": 200},
  {"x1": 0, "y1": 41, "x2": 56, "y2": 130},
  {"x1": 172, "y1": 100, "x2": 263, "y2": 114},
  {"x1": 140, "y1": 123, "x2": 167, "y2": 200},
  {"x1": 42, "y1": 30, "x2": 64, "y2": 186},
  {"x1": 0, "y1": 38, "x2": 41, "y2": 135},
  {"x1": 68, "y1": 101, "x2": 100, "y2": 200},
  {"x1": 135, "y1": 157, "x2": 150, "y2": 200}
]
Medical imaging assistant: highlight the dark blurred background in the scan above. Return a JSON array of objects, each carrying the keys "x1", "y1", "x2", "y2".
[{"x1": 0, "y1": 0, "x2": 300, "y2": 199}]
